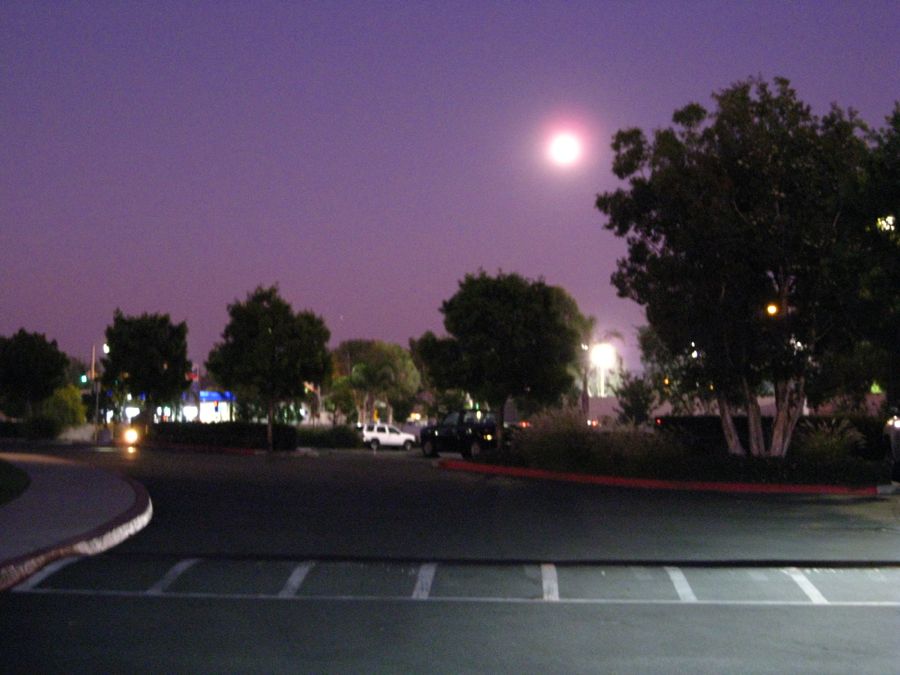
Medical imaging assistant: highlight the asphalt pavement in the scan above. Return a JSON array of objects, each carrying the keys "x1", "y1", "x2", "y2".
[{"x1": 1, "y1": 445, "x2": 897, "y2": 591}]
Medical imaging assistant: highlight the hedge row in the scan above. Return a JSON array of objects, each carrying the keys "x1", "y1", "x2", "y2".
[
  {"x1": 655, "y1": 414, "x2": 891, "y2": 460},
  {"x1": 295, "y1": 426, "x2": 363, "y2": 449},
  {"x1": 0, "y1": 417, "x2": 63, "y2": 440},
  {"x1": 148, "y1": 422, "x2": 363, "y2": 450},
  {"x1": 504, "y1": 409, "x2": 890, "y2": 486},
  {"x1": 149, "y1": 422, "x2": 299, "y2": 450}
]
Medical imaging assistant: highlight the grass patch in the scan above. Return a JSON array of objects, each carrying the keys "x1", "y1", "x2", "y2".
[{"x1": 0, "y1": 458, "x2": 30, "y2": 506}]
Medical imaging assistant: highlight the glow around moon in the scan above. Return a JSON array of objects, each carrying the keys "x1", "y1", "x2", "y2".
[{"x1": 547, "y1": 132, "x2": 583, "y2": 166}]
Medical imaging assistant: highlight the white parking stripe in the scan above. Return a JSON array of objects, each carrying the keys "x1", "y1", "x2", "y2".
[
  {"x1": 412, "y1": 563, "x2": 437, "y2": 599},
  {"x1": 665, "y1": 566, "x2": 698, "y2": 602},
  {"x1": 12, "y1": 556, "x2": 82, "y2": 591},
  {"x1": 278, "y1": 561, "x2": 315, "y2": 598},
  {"x1": 783, "y1": 567, "x2": 828, "y2": 605},
  {"x1": 147, "y1": 558, "x2": 200, "y2": 595},
  {"x1": 541, "y1": 563, "x2": 560, "y2": 601}
]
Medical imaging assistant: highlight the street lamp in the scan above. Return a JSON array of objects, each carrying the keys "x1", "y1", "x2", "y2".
[
  {"x1": 591, "y1": 342, "x2": 617, "y2": 398},
  {"x1": 90, "y1": 342, "x2": 109, "y2": 441}
]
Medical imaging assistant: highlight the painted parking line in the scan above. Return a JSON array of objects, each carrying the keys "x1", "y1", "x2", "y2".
[
  {"x1": 147, "y1": 558, "x2": 200, "y2": 595},
  {"x1": 278, "y1": 561, "x2": 315, "y2": 598},
  {"x1": 12, "y1": 556, "x2": 82, "y2": 591},
  {"x1": 14, "y1": 558, "x2": 900, "y2": 608},
  {"x1": 664, "y1": 566, "x2": 697, "y2": 602},
  {"x1": 541, "y1": 564, "x2": 560, "y2": 601},
  {"x1": 412, "y1": 563, "x2": 437, "y2": 599},
  {"x1": 783, "y1": 567, "x2": 829, "y2": 605}
]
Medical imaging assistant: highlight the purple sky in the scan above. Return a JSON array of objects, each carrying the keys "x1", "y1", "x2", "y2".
[{"x1": 2, "y1": 1, "x2": 898, "y2": 372}]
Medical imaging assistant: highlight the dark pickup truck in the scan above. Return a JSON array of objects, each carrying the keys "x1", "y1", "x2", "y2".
[{"x1": 419, "y1": 409, "x2": 498, "y2": 459}]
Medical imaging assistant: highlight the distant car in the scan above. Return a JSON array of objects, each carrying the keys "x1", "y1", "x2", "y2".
[{"x1": 361, "y1": 423, "x2": 416, "y2": 451}]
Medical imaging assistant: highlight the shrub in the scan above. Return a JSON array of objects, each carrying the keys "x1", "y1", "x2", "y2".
[
  {"x1": 39, "y1": 385, "x2": 87, "y2": 428},
  {"x1": 22, "y1": 415, "x2": 63, "y2": 439},
  {"x1": 514, "y1": 408, "x2": 599, "y2": 472},
  {"x1": 505, "y1": 408, "x2": 888, "y2": 486},
  {"x1": 149, "y1": 422, "x2": 298, "y2": 450},
  {"x1": 0, "y1": 421, "x2": 21, "y2": 438},
  {"x1": 793, "y1": 418, "x2": 865, "y2": 461},
  {"x1": 295, "y1": 425, "x2": 362, "y2": 449},
  {"x1": 513, "y1": 407, "x2": 686, "y2": 475}
]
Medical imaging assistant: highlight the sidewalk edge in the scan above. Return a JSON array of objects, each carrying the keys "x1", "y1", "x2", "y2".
[{"x1": 0, "y1": 474, "x2": 153, "y2": 591}]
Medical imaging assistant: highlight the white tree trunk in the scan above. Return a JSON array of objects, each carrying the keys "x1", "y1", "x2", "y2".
[
  {"x1": 743, "y1": 381, "x2": 766, "y2": 457},
  {"x1": 716, "y1": 394, "x2": 745, "y2": 455},
  {"x1": 770, "y1": 376, "x2": 805, "y2": 458}
]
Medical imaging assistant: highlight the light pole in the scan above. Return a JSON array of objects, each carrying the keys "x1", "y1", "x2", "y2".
[{"x1": 90, "y1": 342, "x2": 110, "y2": 441}]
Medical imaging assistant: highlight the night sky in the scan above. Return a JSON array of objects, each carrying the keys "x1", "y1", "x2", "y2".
[{"x1": 2, "y1": 1, "x2": 898, "y2": 371}]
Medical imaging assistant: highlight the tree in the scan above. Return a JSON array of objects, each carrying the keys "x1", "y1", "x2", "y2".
[
  {"x1": 39, "y1": 385, "x2": 87, "y2": 428},
  {"x1": 331, "y1": 340, "x2": 421, "y2": 423},
  {"x1": 637, "y1": 325, "x2": 716, "y2": 415},
  {"x1": 206, "y1": 286, "x2": 331, "y2": 450},
  {"x1": 612, "y1": 372, "x2": 657, "y2": 427},
  {"x1": 856, "y1": 104, "x2": 900, "y2": 410},
  {"x1": 597, "y1": 77, "x2": 869, "y2": 457},
  {"x1": 409, "y1": 332, "x2": 471, "y2": 420},
  {"x1": 102, "y1": 310, "x2": 192, "y2": 422},
  {"x1": 0, "y1": 329, "x2": 69, "y2": 418},
  {"x1": 419, "y1": 271, "x2": 587, "y2": 443}
]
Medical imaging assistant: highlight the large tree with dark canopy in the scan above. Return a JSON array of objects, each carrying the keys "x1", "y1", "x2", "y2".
[
  {"x1": 207, "y1": 286, "x2": 331, "y2": 450},
  {"x1": 597, "y1": 77, "x2": 871, "y2": 457},
  {"x1": 418, "y1": 271, "x2": 588, "y2": 441},
  {"x1": 102, "y1": 310, "x2": 192, "y2": 421},
  {"x1": 0, "y1": 329, "x2": 69, "y2": 418}
]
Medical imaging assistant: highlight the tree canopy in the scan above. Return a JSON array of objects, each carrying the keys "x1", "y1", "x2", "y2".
[
  {"x1": 206, "y1": 286, "x2": 331, "y2": 449},
  {"x1": 102, "y1": 310, "x2": 192, "y2": 418},
  {"x1": 597, "y1": 77, "x2": 876, "y2": 456},
  {"x1": 0, "y1": 329, "x2": 69, "y2": 418},
  {"x1": 330, "y1": 339, "x2": 421, "y2": 423},
  {"x1": 418, "y1": 271, "x2": 588, "y2": 432}
]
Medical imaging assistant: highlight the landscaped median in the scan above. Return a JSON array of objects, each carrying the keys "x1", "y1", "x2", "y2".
[
  {"x1": 442, "y1": 409, "x2": 893, "y2": 496},
  {"x1": 437, "y1": 459, "x2": 885, "y2": 496}
]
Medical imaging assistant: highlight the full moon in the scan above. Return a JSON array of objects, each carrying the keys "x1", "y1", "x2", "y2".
[{"x1": 548, "y1": 132, "x2": 582, "y2": 166}]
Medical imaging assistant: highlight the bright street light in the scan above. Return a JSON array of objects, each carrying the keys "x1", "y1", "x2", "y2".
[{"x1": 590, "y1": 342, "x2": 617, "y2": 397}]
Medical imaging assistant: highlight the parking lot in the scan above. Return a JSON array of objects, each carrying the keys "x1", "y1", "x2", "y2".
[{"x1": 17, "y1": 553, "x2": 900, "y2": 608}]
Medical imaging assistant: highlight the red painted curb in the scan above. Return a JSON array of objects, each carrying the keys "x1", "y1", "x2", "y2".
[{"x1": 437, "y1": 459, "x2": 879, "y2": 496}]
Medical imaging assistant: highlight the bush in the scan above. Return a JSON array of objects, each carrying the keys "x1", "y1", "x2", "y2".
[
  {"x1": 513, "y1": 408, "x2": 685, "y2": 475},
  {"x1": 295, "y1": 425, "x2": 362, "y2": 449},
  {"x1": 514, "y1": 408, "x2": 599, "y2": 472},
  {"x1": 149, "y1": 422, "x2": 298, "y2": 451},
  {"x1": 0, "y1": 421, "x2": 21, "y2": 438},
  {"x1": 39, "y1": 385, "x2": 87, "y2": 428},
  {"x1": 505, "y1": 408, "x2": 888, "y2": 486},
  {"x1": 22, "y1": 415, "x2": 63, "y2": 440},
  {"x1": 793, "y1": 418, "x2": 865, "y2": 461}
]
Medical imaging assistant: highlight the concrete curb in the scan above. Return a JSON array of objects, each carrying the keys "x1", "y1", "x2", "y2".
[
  {"x1": 0, "y1": 469, "x2": 153, "y2": 592},
  {"x1": 437, "y1": 459, "x2": 886, "y2": 496}
]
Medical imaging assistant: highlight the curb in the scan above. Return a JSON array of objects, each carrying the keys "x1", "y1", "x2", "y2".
[
  {"x1": 437, "y1": 459, "x2": 884, "y2": 496},
  {"x1": 0, "y1": 471, "x2": 153, "y2": 592}
]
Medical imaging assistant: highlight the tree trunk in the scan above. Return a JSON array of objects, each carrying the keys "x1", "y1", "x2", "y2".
[
  {"x1": 770, "y1": 376, "x2": 805, "y2": 458},
  {"x1": 743, "y1": 381, "x2": 766, "y2": 457},
  {"x1": 494, "y1": 398, "x2": 507, "y2": 454},
  {"x1": 267, "y1": 400, "x2": 275, "y2": 452},
  {"x1": 716, "y1": 393, "x2": 745, "y2": 455}
]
